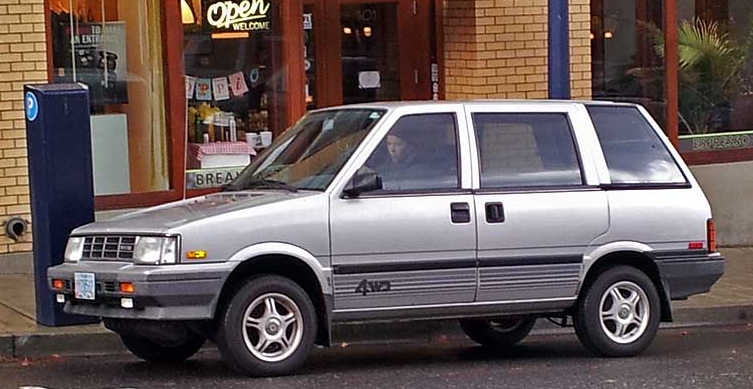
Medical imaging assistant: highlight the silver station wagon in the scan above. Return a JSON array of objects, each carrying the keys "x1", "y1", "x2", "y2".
[{"x1": 49, "y1": 101, "x2": 725, "y2": 376}]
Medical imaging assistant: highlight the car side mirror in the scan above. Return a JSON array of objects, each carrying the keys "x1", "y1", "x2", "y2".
[{"x1": 343, "y1": 171, "x2": 383, "y2": 198}]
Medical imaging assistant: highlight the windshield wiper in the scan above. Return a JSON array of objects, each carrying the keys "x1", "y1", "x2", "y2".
[{"x1": 233, "y1": 179, "x2": 299, "y2": 193}]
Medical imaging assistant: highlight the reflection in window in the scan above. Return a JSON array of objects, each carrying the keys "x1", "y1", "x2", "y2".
[
  {"x1": 183, "y1": 0, "x2": 287, "y2": 190},
  {"x1": 473, "y1": 113, "x2": 583, "y2": 188},
  {"x1": 588, "y1": 106, "x2": 686, "y2": 184},
  {"x1": 233, "y1": 109, "x2": 385, "y2": 191},
  {"x1": 673, "y1": 2, "x2": 753, "y2": 138},
  {"x1": 50, "y1": 0, "x2": 169, "y2": 195},
  {"x1": 592, "y1": 0, "x2": 753, "y2": 152},
  {"x1": 591, "y1": 0, "x2": 666, "y2": 127}
]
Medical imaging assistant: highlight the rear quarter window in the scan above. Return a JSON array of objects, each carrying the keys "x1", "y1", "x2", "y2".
[{"x1": 586, "y1": 105, "x2": 687, "y2": 185}]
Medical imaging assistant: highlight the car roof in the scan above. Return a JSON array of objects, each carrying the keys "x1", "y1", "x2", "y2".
[{"x1": 310, "y1": 99, "x2": 641, "y2": 113}]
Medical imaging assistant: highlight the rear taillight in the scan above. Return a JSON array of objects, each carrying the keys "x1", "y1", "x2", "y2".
[{"x1": 707, "y1": 219, "x2": 717, "y2": 253}]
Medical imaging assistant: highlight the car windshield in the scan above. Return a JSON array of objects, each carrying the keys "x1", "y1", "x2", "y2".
[{"x1": 228, "y1": 108, "x2": 386, "y2": 192}]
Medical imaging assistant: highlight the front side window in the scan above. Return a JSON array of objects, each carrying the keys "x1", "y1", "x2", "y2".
[
  {"x1": 361, "y1": 114, "x2": 460, "y2": 192},
  {"x1": 473, "y1": 113, "x2": 584, "y2": 189},
  {"x1": 230, "y1": 109, "x2": 385, "y2": 191},
  {"x1": 587, "y1": 105, "x2": 686, "y2": 184}
]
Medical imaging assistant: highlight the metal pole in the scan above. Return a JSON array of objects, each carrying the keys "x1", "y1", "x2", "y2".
[{"x1": 548, "y1": 0, "x2": 570, "y2": 99}]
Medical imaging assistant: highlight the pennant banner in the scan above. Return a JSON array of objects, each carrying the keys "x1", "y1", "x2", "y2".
[
  {"x1": 212, "y1": 77, "x2": 230, "y2": 101},
  {"x1": 228, "y1": 72, "x2": 249, "y2": 97},
  {"x1": 196, "y1": 78, "x2": 212, "y2": 101},
  {"x1": 186, "y1": 76, "x2": 196, "y2": 99}
]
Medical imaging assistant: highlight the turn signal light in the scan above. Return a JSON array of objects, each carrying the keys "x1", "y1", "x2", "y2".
[
  {"x1": 119, "y1": 282, "x2": 135, "y2": 294},
  {"x1": 52, "y1": 279, "x2": 64, "y2": 290},
  {"x1": 707, "y1": 219, "x2": 717, "y2": 253},
  {"x1": 187, "y1": 251, "x2": 207, "y2": 260}
]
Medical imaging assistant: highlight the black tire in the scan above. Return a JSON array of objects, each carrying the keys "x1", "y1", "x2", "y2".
[
  {"x1": 121, "y1": 332, "x2": 205, "y2": 364},
  {"x1": 459, "y1": 315, "x2": 536, "y2": 348},
  {"x1": 216, "y1": 275, "x2": 317, "y2": 377},
  {"x1": 574, "y1": 266, "x2": 661, "y2": 357}
]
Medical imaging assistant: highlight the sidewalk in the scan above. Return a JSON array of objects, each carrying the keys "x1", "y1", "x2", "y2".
[{"x1": 1, "y1": 249, "x2": 751, "y2": 359}]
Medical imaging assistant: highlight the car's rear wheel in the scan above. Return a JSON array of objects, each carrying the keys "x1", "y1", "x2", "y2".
[
  {"x1": 120, "y1": 332, "x2": 205, "y2": 364},
  {"x1": 459, "y1": 315, "x2": 536, "y2": 348},
  {"x1": 216, "y1": 275, "x2": 317, "y2": 377},
  {"x1": 574, "y1": 266, "x2": 661, "y2": 357}
]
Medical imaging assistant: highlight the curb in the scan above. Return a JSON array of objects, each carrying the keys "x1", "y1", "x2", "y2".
[{"x1": 2, "y1": 304, "x2": 752, "y2": 359}]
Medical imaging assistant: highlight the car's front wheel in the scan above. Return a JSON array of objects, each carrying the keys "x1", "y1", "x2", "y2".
[
  {"x1": 459, "y1": 315, "x2": 536, "y2": 348},
  {"x1": 120, "y1": 332, "x2": 205, "y2": 364},
  {"x1": 216, "y1": 275, "x2": 317, "y2": 377},
  {"x1": 574, "y1": 266, "x2": 661, "y2": 357}
]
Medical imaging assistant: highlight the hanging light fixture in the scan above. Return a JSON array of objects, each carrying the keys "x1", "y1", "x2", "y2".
[{"x1": 181, "y1": 0, "x2": 196, "y2": 25}]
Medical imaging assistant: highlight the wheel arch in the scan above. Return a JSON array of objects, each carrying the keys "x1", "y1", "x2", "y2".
[
  {"x1": 215, "y1": 243, "x2": 333, "y2": 346},
  {"x1": 580, "y1": 248, "x2": 672, "y2": 322}
]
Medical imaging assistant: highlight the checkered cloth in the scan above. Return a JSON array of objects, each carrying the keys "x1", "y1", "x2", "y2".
[{"x1": 188, "y1": 142, "x2": 256, "y2": 161}]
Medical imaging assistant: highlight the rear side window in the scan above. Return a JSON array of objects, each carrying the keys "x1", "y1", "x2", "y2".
[
  {"x1": 473, "y1": 113, "x2": 583, "y2": 189},
  {"x1": 587, "y1": 106, "x2": 686, "y2": 185}
]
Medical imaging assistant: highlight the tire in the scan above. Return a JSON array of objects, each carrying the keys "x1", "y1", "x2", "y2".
[
  {"x1": 216, "y1": 275, "x2": 317, "y2": 377},
  {"x1": 121, "y1": 332, "x2": 205, "y2": 364},
  {"x1": 574, "y1": 266, "x2": 661, "y2": 357},
  {"x1": 459, "y1": 315, "x2": 536, "y2": 348}
]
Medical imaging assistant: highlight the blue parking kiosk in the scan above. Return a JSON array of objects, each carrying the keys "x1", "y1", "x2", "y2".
[{"x1": 25, "y1": 84, "x2": 100, "y2": 326}]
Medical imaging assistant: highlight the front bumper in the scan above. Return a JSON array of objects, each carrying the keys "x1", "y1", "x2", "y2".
[
  {"x1": 48, "y1": 261, "x2": 236, "y2": 320},
  {"x1": 656, "y1": 253, "x2": 725, "y2": 300}
]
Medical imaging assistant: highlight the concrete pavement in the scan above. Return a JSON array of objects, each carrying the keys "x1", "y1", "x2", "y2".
[{"x1": 0, "y1": 248, "x2": 751, "y2": 359}]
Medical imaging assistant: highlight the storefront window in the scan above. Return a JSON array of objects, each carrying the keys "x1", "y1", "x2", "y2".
[
  {"x1": 591, "y1": 0, "x2": 666, "y2": 127},
  {"x1": 50, "y1": 0, "x2": 171, "y2": 196},
  {"x1": 182, "y1": 0, "x2": 286, "y2": 190},
  {"x1": 592, "y1": 0, "x2": 753, "y2": 155},
  {"x1": 674, "y1": 1, "x2": 753, "y2": 153}
]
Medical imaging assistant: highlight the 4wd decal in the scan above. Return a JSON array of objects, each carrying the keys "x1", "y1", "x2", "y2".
[{"x1": 355, "y1": 279, "x2": 392, "y2": 296}]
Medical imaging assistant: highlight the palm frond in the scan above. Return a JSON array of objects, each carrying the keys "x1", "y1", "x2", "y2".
[{"x1": 676, "y1": 18, "x2": 735, "y2": 70}]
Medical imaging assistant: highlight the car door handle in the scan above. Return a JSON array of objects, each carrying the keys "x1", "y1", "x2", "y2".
[
  {"x1": 485, "y1": 202, "x2": 505, "y2": 223},
  {"x1": 450, "y1": 202, "x2": 471, "y2": 224}
]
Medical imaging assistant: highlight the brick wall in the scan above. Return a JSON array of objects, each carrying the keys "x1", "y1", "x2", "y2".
[
  {"x1": 0, "y1": 0, "x2": 46, "y2": 253},
  {"x1": 569, "y1": 0, "x2": 592, "y2": 99},
  {"x1": 443, "y1": 0, "x2": 592, "y2": 100}
]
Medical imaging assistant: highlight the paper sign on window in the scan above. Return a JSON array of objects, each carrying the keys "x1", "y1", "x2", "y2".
[
  {"x1": 196, "y1": 78, "x2": 212, "y2": 101},
  {"x1": 228, "y1": 72, "x2": 249, "y2": 97},
  {"x1": 212, "y1": 77, "x2": 231, "y2": 101},
  {"x1": 358, "y1": 71, "x2": 381, "y2": 89},
  {"x1": 186, "y1": 76, "x2": 196, "y2": 99}
]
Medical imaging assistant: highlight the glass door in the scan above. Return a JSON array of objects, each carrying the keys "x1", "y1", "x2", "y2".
[
  {"x1": 306, "y1": 0, "x2": 433, "y2": 108},
  {"x1": 339, "y1": 2, "x2": 401, "y2": 104}
]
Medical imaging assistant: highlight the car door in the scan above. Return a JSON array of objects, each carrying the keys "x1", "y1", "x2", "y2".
[
  {"x1": 329, "y1": 106, "x2": 477, "y2": 311},
  {"x1": 466, "y1": 103, "x2": 609, "y2": 303}
]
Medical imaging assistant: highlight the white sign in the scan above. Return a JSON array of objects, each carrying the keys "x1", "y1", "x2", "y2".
[
  {"x1": 212, "y1": 77, "x2": 230, "y2": 101},
  {"x1": 358, "y1": 71, "x2": 381, "y2": 89},
  {"x1": 186, "y1": 76, "x2": 196, "y2": 99},
  {"x1": 303, "y1": 13, "x2": 313, "y2": 30}
]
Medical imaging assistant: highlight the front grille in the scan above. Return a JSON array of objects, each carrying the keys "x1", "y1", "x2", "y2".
[{"x1": 83, "y1": 236, "x2": 136, "y2": 261}]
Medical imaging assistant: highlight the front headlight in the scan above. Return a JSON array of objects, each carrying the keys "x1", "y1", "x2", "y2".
[
  {"x1": 133, "y1": 236, "x2": 178, "y2": 265},
  {"x1": 64, "y1": 237, "x2": 85, "y2": 263}
]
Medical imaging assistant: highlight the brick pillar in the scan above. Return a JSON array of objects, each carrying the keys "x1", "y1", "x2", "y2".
[
  {"x1": 443, "y1": 0, "x2": 591, "y2": 100},
  {"x1": 0, "y1": 0, "x2": 47, "y2": 253}
]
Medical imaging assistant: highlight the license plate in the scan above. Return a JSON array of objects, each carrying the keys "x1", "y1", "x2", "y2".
[{"x1": 74, "y1": 273, "x2": 96, "y2": 301}]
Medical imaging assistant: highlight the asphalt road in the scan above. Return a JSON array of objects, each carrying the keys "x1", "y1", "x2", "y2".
[{"x1": 1, "y1": 325, "x2": 752, "y2": 389}]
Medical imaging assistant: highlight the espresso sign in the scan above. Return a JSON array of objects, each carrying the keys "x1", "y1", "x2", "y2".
[
  {"x1": 206, "y1": 0, "x2": 271, "y2": 31},
  {"x1": 678, "y1": 132, "x2": 753, "y2": 152}
]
